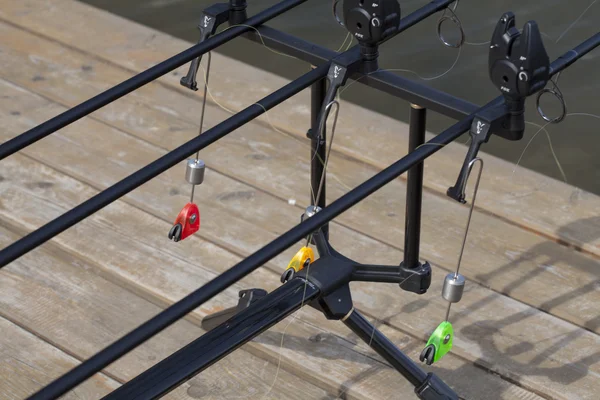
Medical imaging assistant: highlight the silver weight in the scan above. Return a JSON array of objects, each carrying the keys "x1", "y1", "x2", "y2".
[
  {"x1": 186, "y1": 159, "x2": 205, "y2": 185},
  {"x1": 442, "y1": 273, "x2": 465, "y2": 303}
]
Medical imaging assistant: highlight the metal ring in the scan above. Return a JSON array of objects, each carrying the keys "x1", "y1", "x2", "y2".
[
  {"x1": 332, "y1": 0, "x2": 344, "y2": 27},
  {"x1": 437, "y1": 10, "x2": 465, "y2": 48},
  {"x1": 536, "y1": 77, "x2": 567, "y2": 124}
]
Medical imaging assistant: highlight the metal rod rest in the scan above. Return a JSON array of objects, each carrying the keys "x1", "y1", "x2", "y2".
[{"x1": 17, "y1": 35, "x2": 598, "y2": 389}]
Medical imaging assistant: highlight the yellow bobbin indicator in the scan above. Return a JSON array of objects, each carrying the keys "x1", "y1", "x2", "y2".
[{"x1": 287, "y1": 247, "x2": 314, "y2": 273}]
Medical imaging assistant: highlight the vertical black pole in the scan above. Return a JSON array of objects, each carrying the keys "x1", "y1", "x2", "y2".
[
  {"x1": 310, "y1": 73, "x2": 328, "y2": 239},
  {"x1": 403, "y1": 104, "x2": 426, "y2": 268}
]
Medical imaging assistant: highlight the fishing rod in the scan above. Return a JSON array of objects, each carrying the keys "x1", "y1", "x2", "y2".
[{"x1": 0, "y1": 0, "x2": 595, "y2": 398}]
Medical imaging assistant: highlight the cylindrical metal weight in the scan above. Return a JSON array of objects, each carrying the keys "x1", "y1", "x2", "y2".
[
  {"x1": 186, "y1": 159, "x2": 205, "y2": 185},
  {"x1": 442, "y1": 273, "x2": 465, "y2": 303}
]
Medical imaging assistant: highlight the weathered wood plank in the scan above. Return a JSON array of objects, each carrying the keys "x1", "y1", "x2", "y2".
[
  {"x1": 0, "y1": 21, "x2": 598, "y2": 340},
  {"x1": 0, "y1": 316, "x2": 118, "y2": 399},
  {"x1": 0, "y1": 225, "x2": 337, "y2": 400},
  {"x1": 0, "y1": 103, "x2": 574, "y2": 399},
  {"x1": 0, "y1": 153, "x2": 543, "y2": 400},
  {"x1": 1, "y1": 0, "x2": 597, "y2": 257}
]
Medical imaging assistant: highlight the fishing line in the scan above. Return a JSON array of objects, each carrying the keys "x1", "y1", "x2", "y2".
[
  {"x1": 555, "y1": 0, "x2": 597, "y2": 43},
  {"x1": 189, "y1": 52, "x2": 212, "y2": 204}
]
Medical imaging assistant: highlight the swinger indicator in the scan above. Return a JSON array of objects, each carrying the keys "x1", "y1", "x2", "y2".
[{"x1": 280, "y1": 246, "x2": 314, "y2": 283}]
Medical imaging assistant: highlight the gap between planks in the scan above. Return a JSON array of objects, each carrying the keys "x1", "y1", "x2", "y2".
[{"x1": 0, "y1": 36, "x2": 598, "y2": 339}]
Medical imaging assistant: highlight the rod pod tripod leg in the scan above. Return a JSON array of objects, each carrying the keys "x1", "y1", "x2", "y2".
[{"x1": 344, "y1": 310, "x2": 457, "y2": 399}]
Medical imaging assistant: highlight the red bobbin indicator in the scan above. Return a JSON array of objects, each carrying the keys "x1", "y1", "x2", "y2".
[{"x1": 168, "y1": 203, "x2": 200, "y2": 242}]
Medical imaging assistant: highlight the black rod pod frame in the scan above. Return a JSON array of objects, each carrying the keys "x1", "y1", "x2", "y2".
[
  {"x1": 310, "y1": 0, "x2": 432, "y2": 293},
  {"x1": 0, "y1": 0, "x2": 595, "y2": 398},
  {"x1": 448, "y1": 12, "x2": 550, "y2": 203}
]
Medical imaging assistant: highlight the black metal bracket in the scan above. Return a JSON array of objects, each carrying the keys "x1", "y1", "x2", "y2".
[
  {"x1": 180, "y1": 3, "x2": 231, "y2": 90},
  {"x1": 306, "y1": 48, "x2": 363, "y2": 142},
  {"x1": 302, "y1": 227, "x2": 431, "y2": 297},
  {"x1": 447, "y1": 104, "x2": 504, "y2": 203}
]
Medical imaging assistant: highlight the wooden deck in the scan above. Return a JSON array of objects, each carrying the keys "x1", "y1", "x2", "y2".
[{"x1": 0, "y1": 0, "x2": 599, "y2": 399}]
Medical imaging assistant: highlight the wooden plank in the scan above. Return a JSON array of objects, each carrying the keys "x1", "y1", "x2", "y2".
[
  {"x1": 0, "y1": 316, "x2": 118, "y2": 399},
  {"x1": 0, "y1": 225, "x2": 336, "y2": 400},
  {"x1": 0, "y1": 21, "x2": 598, "y2": 339},
  {"x1": 0, "y1": 93, "x2": 570, "y2": 398},
  {"x1": 1, "y1": 0, "x2": 597, "y2": 257}
]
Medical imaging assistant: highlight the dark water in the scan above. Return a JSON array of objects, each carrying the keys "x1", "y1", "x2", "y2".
[{"x1": 80, "y1": 0, "x2": 600, "y2": 194}]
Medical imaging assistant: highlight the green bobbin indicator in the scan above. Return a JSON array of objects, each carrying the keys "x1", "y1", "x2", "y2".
[
  {"x1": 420, "y1": 321, "x2": 453, "y2": 365},
  {"x1": 420, "y1": 159, "x2": 484, "y2": 366}
]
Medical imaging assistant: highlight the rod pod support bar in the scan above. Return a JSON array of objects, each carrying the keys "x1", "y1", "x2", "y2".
[{"x1": 180, "y1": 3, "x2": 231, "y2": 91}]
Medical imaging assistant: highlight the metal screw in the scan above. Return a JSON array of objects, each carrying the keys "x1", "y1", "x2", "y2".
[
  {"x1": 443, "y1": 334, "x2": 451, "y2": 344},
  {"x1": 189, "y1": 214, "x2": 197, "y2": 224}
]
